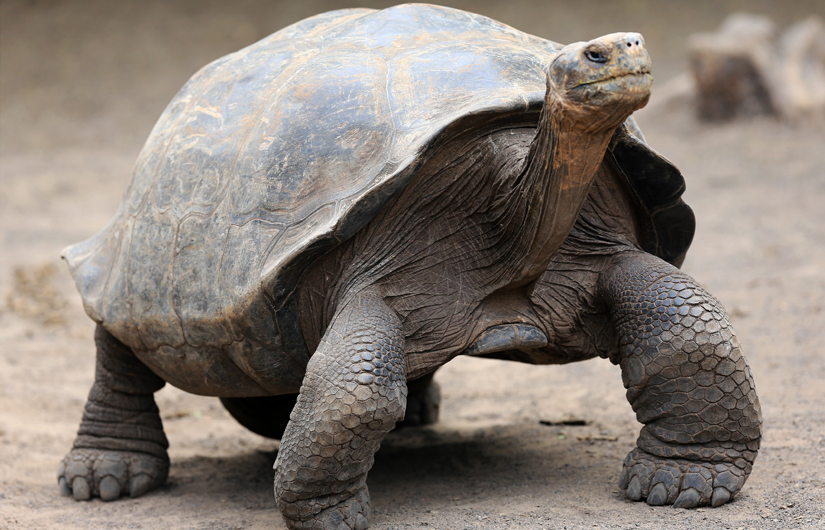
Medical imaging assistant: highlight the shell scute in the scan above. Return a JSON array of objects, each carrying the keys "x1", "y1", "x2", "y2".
[
  {"x1": 174, "y1": 209, "x2": 234, "y2": 348},
  {"x1": 387, "y1": 42, "x2": 551, "y2": 131},
  {"x1": 129, "y1": 206, "x2": 184, "y2": 351},
  {"x1": 227, "y1": 52, "x2": 393, "y2": 222}
]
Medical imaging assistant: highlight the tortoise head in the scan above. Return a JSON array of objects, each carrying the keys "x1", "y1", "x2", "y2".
[{"x1": 548, "y1": 32, "x2": 652, "y2": 130}]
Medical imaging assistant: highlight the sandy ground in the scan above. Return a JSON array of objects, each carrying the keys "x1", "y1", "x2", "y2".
[{"x1": 1, "y1": 1, "x2": 825, "y2": 529}]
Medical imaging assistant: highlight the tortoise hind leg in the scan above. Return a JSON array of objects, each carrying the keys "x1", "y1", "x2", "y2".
[
  {"x1": 396, "y1": 372, "x2": 440, "y2": 428},
  {"x1": 220, "y1": 394, "x2": 298, "y2": 439},
  {"x1": 58, "y1": 325, "x2": 169, "y2": 501},
  {"x1": 600, "y1": 251, "x2": 762, "y2": 508}
]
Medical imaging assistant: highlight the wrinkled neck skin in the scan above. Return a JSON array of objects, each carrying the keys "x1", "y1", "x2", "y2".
[{"x1": 504, "y1": 84, "x2": 628, "y2": 288}]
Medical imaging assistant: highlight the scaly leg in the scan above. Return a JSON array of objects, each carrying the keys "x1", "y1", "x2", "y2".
[
  {"x1": 274, "y1": 289, "x2": 407, "y2": 529},
  {"x1": 601, "y1": 251, "x2": 761, "y2": 508},
  {"x1": 58, "y1": 325, "x2": 169, "y2": 501}
]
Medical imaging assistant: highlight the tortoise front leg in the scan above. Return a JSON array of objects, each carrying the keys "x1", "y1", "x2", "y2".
[
  {"x1": 601, "y1": 251, "x2": 761, "y2": 508},
  {"x1": 274, "y1": 289, "x2": 407, "y2": 530}
]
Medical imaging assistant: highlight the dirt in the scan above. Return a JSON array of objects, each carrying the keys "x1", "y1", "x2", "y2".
[{"x1": 1, "y1": 1, "x2": 824, "y2": 529}]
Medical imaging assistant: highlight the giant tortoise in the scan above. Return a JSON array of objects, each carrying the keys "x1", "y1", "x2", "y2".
[{"x1": 58, "y1": 4, "x2": 761, "y2": 529}]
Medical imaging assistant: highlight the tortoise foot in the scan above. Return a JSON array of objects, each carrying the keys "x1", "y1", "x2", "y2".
[
  {"x1": 58, "y1": 448, "x2": 169, "y2": 501},
  {"x1": 618, "y1": 448, "x2": 747, "y2": 508},
  {"x1": 281, "y1": 487, "x2": 371, "y2": 530}
]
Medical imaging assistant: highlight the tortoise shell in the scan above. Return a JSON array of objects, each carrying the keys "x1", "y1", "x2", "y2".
[{"x1": 63, "y1": 4, "x2": 693, "y2": 356}]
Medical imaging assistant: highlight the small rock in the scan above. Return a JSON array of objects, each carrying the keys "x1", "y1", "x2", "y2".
[
  {"x1": 688, "y1": 14, "x2": 777, "y2": 120},
  {"x1": 688, "y1": 13, "x2": 825, "y2": 121}
]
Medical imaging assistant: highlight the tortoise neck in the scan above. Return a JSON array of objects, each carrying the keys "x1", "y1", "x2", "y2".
[{"x1": 508, "y1": 91, "x2": 615, "y2": 286}]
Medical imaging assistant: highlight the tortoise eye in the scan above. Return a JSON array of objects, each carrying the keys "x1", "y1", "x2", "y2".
[{"x1": 585, "y1": 49, "x2": 608, "y2": 64}]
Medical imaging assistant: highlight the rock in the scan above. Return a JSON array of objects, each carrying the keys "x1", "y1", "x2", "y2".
[
  {"x1": 775, "y1": 17, "x2": 825, "y2": 121},
  {"x1": 688, "y1": 14, "x2": 825, "y2": 122},
  {"x1": 688, "y1": 14, "x2": 778, "y2": 121}
]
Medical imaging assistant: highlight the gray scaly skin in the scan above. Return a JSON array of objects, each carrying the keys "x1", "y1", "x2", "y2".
[{"x1": 602, "y1": 252, "x2": 761, "y2": 507}]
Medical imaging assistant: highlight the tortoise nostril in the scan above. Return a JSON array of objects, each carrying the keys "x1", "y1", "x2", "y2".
[{"x1": 623, "y1": 34, "x2": 643, "y2": 49}]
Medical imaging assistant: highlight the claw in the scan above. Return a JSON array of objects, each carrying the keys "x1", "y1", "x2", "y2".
[
  {"x1": 71, "y1": 477, "x2": 90, "y2": 501},
  {"x1": 618, "y1": 467, "x2": 629, "y2": 489},
  {"x1": 647, "y1": 483, "x2": 667, "y2": 506},
  {"x1": 354, "y1": 513, "x2": 369, "y2": 530},
  {"x1": 627, "y1": 475, "x2": 642, "y2": 501},
  {"x1": 673, "y1": 487, "x2": 701, "y2": 509},
  {"x1": 711, "y1": 487, "x2": 731, "y2": 507},
  {"x1": 58, "y1": 476, "x2": 71, "y2": 497},
  {"x1": 99, "y1": 476, "x2": 121, "y2": 501},
  {"x1": 129, "y1": 474, "x2": 152, "y2": 498}
]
